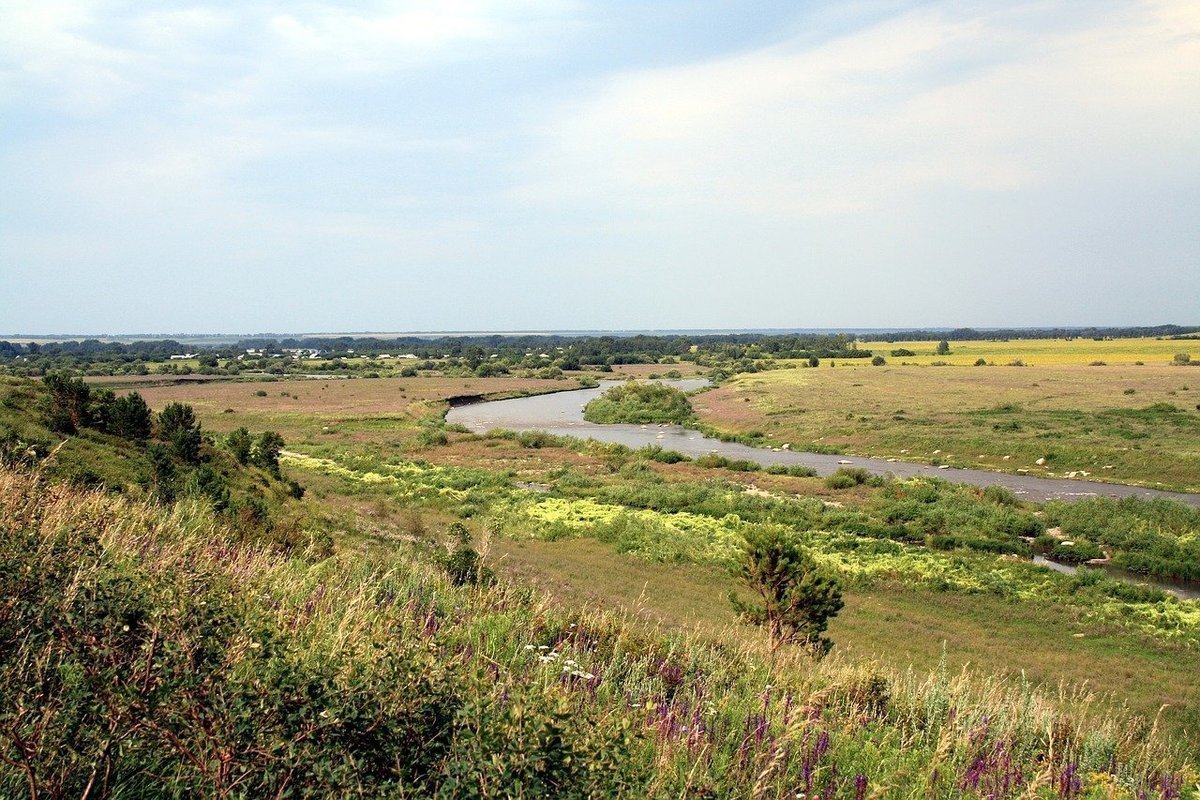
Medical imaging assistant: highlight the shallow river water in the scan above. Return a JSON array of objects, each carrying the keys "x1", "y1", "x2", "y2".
[
  {"x1": 448, "y1": 380, "x2": 1200, "y2": 507},
  {"x1": 447, "y1": 380, "x2": 1200, "y2": 601}
]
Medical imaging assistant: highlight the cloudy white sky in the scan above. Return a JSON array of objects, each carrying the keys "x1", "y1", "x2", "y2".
[{"x1": 1, "y1": 0, "x2": 1197, "y2": 334}]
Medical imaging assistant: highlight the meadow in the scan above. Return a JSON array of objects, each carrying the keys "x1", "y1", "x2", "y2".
[
  {"x1": 6, "y1": 338, "x2": 1196, "y2": 796},
  {"x1": 3, "y1": 463, "x2": 1196, "y2": 798},
  {"x1": 696, "y1": 345, "x2": 1200, "y2": 491},
  {"x1": 106, "y1": 372, "x2": 1200, "y2": 751}
]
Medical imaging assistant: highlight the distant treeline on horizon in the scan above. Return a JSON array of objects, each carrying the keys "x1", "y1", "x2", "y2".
[{"x1": 1, "y1": 325, "x2": 1197, "y2": 363}]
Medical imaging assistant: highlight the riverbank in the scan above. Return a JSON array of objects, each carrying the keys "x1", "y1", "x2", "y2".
[{"x1": 447, "y1": 380, "x2": 1200, "y2": 507}]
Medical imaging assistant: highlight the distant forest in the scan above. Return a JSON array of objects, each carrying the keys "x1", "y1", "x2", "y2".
[{"x1": 0, "y1": 325, "x2": 1196, "y2": 375}]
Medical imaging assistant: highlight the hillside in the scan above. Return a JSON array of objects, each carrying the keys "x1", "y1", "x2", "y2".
[{"x1": 2, "y1": 466, "x2": 1196, "y2": 798}]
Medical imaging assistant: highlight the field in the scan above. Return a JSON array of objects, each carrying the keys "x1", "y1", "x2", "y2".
[
  {"x1": 698, "y1": 350, "x2": 1200, "y2": 491},
  {"x1": 7, "y1": 467, "x2": 1196, "y2": 797},
  {"x1": 132, "y1": 375, "x2": 574, "y2": 444},
  {"x1": 97, "y1": 371, "x2": 1200, "y2": 753},
  {"x1": 858, "y1": 337, "x2": 1197, "y2": 367}
]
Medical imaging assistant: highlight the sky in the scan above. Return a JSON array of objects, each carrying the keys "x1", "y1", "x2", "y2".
[{"x1": 1, "y1": 0, "x2": 1198, "y2": 335}]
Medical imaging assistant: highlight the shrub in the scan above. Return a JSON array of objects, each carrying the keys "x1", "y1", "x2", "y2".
[
  {"x1": 636, "y1": 445, "x2": 690, "y2": 463},
  {"x1": 227, "y1": 427, "x2": 253, "y2": 464},
  {"x1": 890, "y1": 349, "x2": 916, "y2": 357},
  {"x1": 765, "y1": 464, "x2": 818, "y2": 478},
  {"x1": 981, "y1": 484, "x2": 1019, "y2": 506},
  {"x1": 42, "y1": 373, "x2": 91, "y2": 432},
  {"x1": 516, "y1": 430, "x2": 568, "y2": 449},
  {"x1": 107, "y1": 391, "x2": 152, "y2": 440},
  {"x1": 974, "y1": 358, "x2": 987, "y2": 366},
  {"x1": 417, "y1": 427, "x2": 449, "y2": 447},
  {"x1": 252, "y1": 431, "x2": 285, "y2": 475},
  {"x1": 158, "y1": 402, "x2": 201, "y2": 463},
  {"x1": 583, "y1": 382, "x2": 694, "y2": 425},
  {"x1": 1051, "y1": 540, "x2": 1105, "y2": 564},
  {"x1": 1173, "y1": 353, "x2": 1191, "y2": 365},
  {"x1": 871, "y1": 355, "x2": 886, "y2": 366},
  {"x1": 694, "y1": 454, "x2": 760, "y2": 472},
  {"x1": 824, "y1": 467, "x2": 872, "y2": 490},
  {"x1": 443, "y1": 522, "x2": 494, "y2": 586}
]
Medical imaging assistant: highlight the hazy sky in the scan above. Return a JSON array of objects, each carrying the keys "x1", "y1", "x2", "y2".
[{"x1": 2, "y1": 1, "x2": 1198, "y2": 334}]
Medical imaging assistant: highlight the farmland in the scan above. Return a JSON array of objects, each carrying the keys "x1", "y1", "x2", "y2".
[
  {"x1": 5, "y1": 332, "x2": 1200, "y2": 796},
  {"x1": 695, "y1": 342, "x2": 1200, "y2": 492}
]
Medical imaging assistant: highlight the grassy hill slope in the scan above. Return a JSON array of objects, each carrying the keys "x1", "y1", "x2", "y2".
[{"x1": 1, "y1": 466, "x2": 1196, "y2": 798}]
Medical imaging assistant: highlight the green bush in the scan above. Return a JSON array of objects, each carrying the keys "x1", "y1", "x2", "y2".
[
  {"x1": 765, "y1": 464, "x2": 818, "y2": 478},
  {"x1": 635, "y1": 445, "x2": 690, "y2": 464},
  {"x1": 694, "y1": 453, "x2": 760, "y2": 472},
  {"x1": 824, "y1": 467, "x2": 872, "y2": 490},
  {"x1": 583, "y1": 382, "x2": 694, "y2": 425}
]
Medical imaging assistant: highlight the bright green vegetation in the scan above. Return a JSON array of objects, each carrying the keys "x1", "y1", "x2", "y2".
[
  {"x1": 3, "y1": 466, "x2": 1196, "y2": 798},
  {"x1": 7, "y1": 369, "x2": 1199, "y2": 795},
  {"x1": 582, "y1": 381, "x2": 696, "y2": 425},
  {"x1": 284, "y1": 449, "x2": 1200, "y2": 651},
  {"x1": 1044, "y1": 497, "x2": 1200, "y2": 580}
]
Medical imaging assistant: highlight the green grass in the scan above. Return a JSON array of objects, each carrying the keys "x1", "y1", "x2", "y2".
[
  {"x1": 490, "y1": 536, "x2": 1200, "y2": 749},
  {"x1": 3, "y1": 467, "x2": 1197, "y2": 797},
  {"x1": 278, "y1": 449, "x2": 1200, "y2": 650},
  {"x1": 696, "y1": 364, "x2": 1200, "y2": 491},
  {"x1": 41, "y1": 371, "x2": 1200, "y2": 792}
]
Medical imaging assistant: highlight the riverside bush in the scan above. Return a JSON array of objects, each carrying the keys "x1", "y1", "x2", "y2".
[
  {"x1": 1044, "y1": 496, "x2": 1200, "y2": 580},
  {"x1": 582, "y1": 381, "x2": 694, "y2": 425}
]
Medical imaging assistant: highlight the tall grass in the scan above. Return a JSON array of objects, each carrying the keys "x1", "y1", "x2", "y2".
[{"x1": 1, "y1": 467, "x2": 1194, "y2": 798}]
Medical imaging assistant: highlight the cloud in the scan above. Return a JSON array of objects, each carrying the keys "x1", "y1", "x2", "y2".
[
  {"x1": 0, "y1": 0, "x2": 580, "y2": 114},
  {"x1": 0, "y1": 1, "x2": 139, "y2": 114},
  {"x1": 517, "y1": 0, "x2": 1200, "y2": 218}
]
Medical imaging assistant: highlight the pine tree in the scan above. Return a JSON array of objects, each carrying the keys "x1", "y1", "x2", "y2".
[{"x1": 730, "y1": 528, "x2": 844, "y2": 658}]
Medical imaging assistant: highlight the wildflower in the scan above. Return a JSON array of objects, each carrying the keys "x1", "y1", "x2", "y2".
[
  {"x1": 249, "y1": 641, "x2": 260, "y2": 649},
  {"x1": 121, "y1": 625, "x2": 130, "y2": 632},
  {"x1": 524, "y1": 644, "x2": 535, "y2": 650},
  {"x1": 538, "y1": 645, "x2": 549, "y2": 650}
]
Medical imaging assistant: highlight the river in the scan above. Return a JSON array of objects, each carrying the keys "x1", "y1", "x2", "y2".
[
  {"x1": 448, "y1": 380, "x2": 1200, "y2": 507},
  {"x1": 447, "y1": 379, "x2": 1200, "y2": 601}
]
